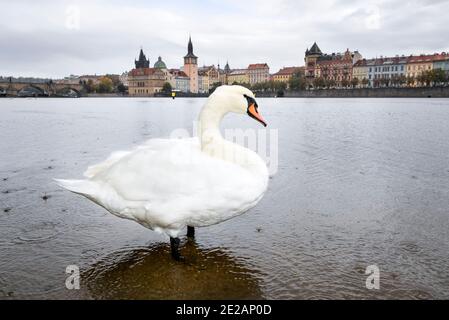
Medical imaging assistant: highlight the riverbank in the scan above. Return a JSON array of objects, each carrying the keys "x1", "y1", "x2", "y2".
[
  {"x1": 2, "y1": 86, "x2": 449, "y2": 98},
  {"x1": 280, "y1": 86, "x2": 449, "y2": 98}
]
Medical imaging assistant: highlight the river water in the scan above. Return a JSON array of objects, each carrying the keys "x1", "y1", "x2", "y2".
[{"x1": 1, "y1": 97, "x2": 449, "y2": 299}]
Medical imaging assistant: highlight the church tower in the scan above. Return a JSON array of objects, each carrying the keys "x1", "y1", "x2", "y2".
[
  {"x1": 183, "y1": 36, "x2": 198, "y2": 93},
  {"x1": 135, "y1": 48, "x2": 150, "y2": 69},
  {"x1": 305, "y1": 42, "x2": 322, "y2": 78}
]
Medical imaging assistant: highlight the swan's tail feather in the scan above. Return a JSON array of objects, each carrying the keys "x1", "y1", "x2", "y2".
[{"x1": 54, "y1": 179, "x2": 99, "y2": 197}]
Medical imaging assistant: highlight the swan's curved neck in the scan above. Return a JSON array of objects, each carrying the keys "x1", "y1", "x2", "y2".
[
  {"x1": 197, "y1": 95, "x2": 267, "y2": 179},
  {"x1": 198, "y1": 99, "x2": 227, "y2": 151}
]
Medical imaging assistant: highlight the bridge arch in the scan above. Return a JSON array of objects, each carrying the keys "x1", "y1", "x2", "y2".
[
  {"x1": 17, "y1": 85, "x2": 48, "y2": 97},
  {"x1": 55, "y1": 87, "x2": 81, "y2": 97}
]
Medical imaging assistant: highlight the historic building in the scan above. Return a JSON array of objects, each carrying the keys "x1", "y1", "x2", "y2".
[
  {"x1": 169, "y1": 69, "x2": 190, "y2": 93},
  {"x1": 154, "y1": 56, "x2": 167, "y2": 69},
  {"x1": 354, "y1": 54, "x2": 449, "y2": 88},
  {"x1": 227, "y1": 69, "x2": 249, "y2": 85},
  {"x1": 128, "y1": 48, "x2": 166, "y2": 96},
  {"x1": 352, "y1": 59, "x2": 369, "y2": 86},
  {"x1": 305, "y1": 42, "x2": 362, "y2": 87},
  {"x1": 272, "y1": 67, "x2": 304, "y2": 84},
  {"x1": 128, "y1": 68, "x2": 166, "y2": 96},
  {"x1": 247, "y1": 63, "x2": 270, "y2": 85},
  {"x1": 127, "y1": 37, "x2": 201, "y2": 95},
  {"x1": 183, "y1": 36, "x2": 199, "y2": 93},
  {"x1": 367, "y1": 56, "x2": 408, "y2": 87},
  {"x1": 219, "y1": 61, "x2": 231, "y2": 84},
  {"x1": 406, "y1": 53, "x2": 447, "y2": 79},
  {"x1": 433, "y1": 53, "x2": 449, "y2": 75},
  {"x1": 153, "y1": 56, "x2": 173, "y2": 85},
  {"x1": 198, "y1": 65, "x2": 221, "y2": 93},
  {"x1": 304, "y1": 42, "x2": 323, "y2": 79},
  {"x1": 119, "y1": 71, "x2": 129, "y2": 87},
  {"x1": 78, "y1": 75, "x2": 102, "y2": 86},
  {"x1": 198, "y1": 72, "x2": 208, "y2": 94},
  {"x1": 354, "y1": 56, "x2": 408, "y2": 88}
]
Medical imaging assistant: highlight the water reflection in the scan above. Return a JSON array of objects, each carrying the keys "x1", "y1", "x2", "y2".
[{"x1": 83, "y1": 241, "x2": 263, "y2": 300}]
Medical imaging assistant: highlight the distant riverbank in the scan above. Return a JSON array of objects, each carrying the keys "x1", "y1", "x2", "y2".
[
  {"x1": 278, "y1": 86, "x2": 449, "y2": 98},
  {"x1": 2, "y1": 86, "x2": 449, "y2": 98}
]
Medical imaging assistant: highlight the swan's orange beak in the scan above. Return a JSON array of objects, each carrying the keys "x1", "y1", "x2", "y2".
[{"x1": 247, "y1": 102, "x2": 267, "y2": 127}]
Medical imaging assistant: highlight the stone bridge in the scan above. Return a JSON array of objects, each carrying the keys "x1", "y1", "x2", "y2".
[{"x1": 0, "y1": 81, "x2": 84, "y2": 97}]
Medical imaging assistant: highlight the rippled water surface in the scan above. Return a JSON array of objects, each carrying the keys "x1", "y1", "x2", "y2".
[{"x1": 1, "y1": 97, "x2": 449, "y2": 299}]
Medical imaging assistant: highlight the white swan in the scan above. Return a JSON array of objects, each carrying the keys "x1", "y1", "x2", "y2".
[{"x1": 56, "y1": 85, "x2": 269, "y2": 260}]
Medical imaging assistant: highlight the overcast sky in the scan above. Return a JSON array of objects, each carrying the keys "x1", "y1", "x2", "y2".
[{"x1": 1, "y1": 0, "x2": 448, "y2": 78}]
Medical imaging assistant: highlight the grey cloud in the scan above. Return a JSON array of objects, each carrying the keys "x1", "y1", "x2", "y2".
[{"x1": 0, "y1": 0, "x2": 448, "y2": 78}]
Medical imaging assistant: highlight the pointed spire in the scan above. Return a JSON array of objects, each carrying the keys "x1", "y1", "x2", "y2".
[
  {"x1": 188, "y1": 35, "x2": 193, "y2": 55},
  {"x1": 224, "y1": 60, "x2": 231, "y2": 73},
  {"x1": 139, "y1": 48, "x2": 145, "y2": 60},
  {"x1": 135, "y1": 47, "x2": 150, "y2": 69},
  {"x1": 184, "y1": 35, "x2": 197, "y2": 59},
  {"x1": 309, "y1": 42, "x2": 322, "y2": 55}
]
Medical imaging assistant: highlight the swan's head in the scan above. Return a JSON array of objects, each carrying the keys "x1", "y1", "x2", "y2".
[{"x1": 210, "y1": 85, "x2": 267, "y2": 127}]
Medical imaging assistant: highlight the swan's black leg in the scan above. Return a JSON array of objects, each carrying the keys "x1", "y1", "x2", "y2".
[
  {"x1": 170, "y1": 237, "x2": 184, "y2": 261},
  {"x1": 187, "y1": 226, "x2": 195, "y2": 239}
]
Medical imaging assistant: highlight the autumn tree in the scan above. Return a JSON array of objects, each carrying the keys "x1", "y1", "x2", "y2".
[
  {"x1": 361, "y1": 78, "x2": 369, "y2": 88},
  {"x1": 162, "y1": 82, "x2": 172, "y2": 94},
  {"x1": 97, "y1": 77, "x2": 114, "y2": 93},
  {"x1": 351, "y1": 78, "x2": 359, "y2": 88}
]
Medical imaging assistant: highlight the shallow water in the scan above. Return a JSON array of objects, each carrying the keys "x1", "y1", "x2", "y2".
[{"x1": 1, "y1": 97, "x2": 449, "y2": 299}]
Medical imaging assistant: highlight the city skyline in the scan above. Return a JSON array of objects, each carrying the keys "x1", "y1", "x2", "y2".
[{"x1": 1, "y1": 0, "x2": 449, "y2": 78}]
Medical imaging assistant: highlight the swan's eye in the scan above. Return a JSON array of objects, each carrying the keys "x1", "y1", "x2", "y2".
[{"x1": 244, "y1": 94, "x2": 256, "y2": 107}]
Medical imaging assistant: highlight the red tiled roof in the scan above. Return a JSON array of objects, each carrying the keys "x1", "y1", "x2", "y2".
[
  {"x1": 229, "y1": 69, "x2": 247, "y2": 75},
  {"x1": 129, "y1": 68, "x2": 162, "y2": 76},
  {"x1": 408, "y1": 53, "x2": 448, "y2": 63},
  {"x1": 248, "y1": 63, "x2": 269, "y2": 70},
  {"x1": 169, "y1": 69, "x2": 189, "y2": 77},
  {"x1": 273, "y1": 66, "x2": 304, "y2": 76},
  {"x1": 354, "y1": 59, "x2": 371, "y2": 67}
]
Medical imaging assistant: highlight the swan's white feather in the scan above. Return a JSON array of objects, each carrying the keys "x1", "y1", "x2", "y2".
[
  {"x1": 57, "y1": 137, "x2": 268, "y2": 237},
  {"x1": 83, "y1": 150, "x2": 132, "y2": 178}
]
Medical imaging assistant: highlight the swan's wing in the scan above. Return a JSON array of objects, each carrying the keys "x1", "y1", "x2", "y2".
[
  {"x1": 83, "y1": 139, "x2": 174, "y2": 179},
  {"x1": 84, "y1": 150, "x2": 133, "y2": 178},
  {"x1": 92, "y1": 138, "x2": 264, "y2": 211}
]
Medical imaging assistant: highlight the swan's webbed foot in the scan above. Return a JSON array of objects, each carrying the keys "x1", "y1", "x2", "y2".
[
  {"x1": 170, "y1": 237, "x2": 184, "y2": 261},
  {"x1": 187, "y1": 226, "x2": 195, "y2": 239}
]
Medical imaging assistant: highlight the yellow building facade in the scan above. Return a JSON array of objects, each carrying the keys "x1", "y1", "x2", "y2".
[
  {"x1": 128, "y1": 67, "x2": 166, "y2": 96},
  {"x1": 227, "y1": 69, "x2": 249, "y2": 84},
  {"x1": 352, "y1": 60, "x2": 369, "y2": 83},
  {"x1": 272, "y1": 67, "x2": 304, "y2": 83},
  {"x1": 406, "y1": 55, "x2": 435, "y2": 79}
]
